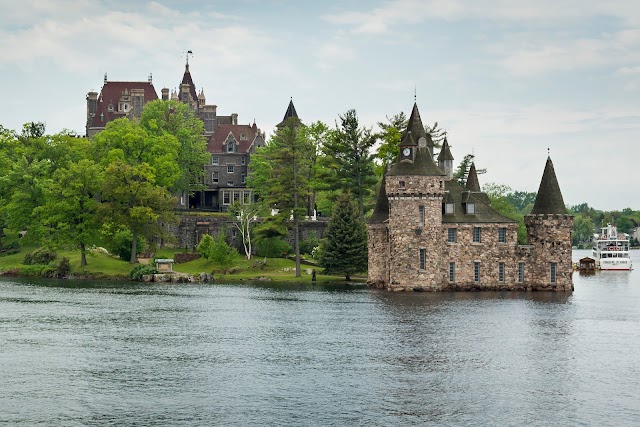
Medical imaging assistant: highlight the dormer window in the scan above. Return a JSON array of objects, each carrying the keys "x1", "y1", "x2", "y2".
[
  {"x1": 227, "y1": 141, "x2": 234, "y2": 152},
  {"x1": 240, "y1": 133, "x2": 247, "y2": 141},
  {"x1": 466, "y1": 203, "x2": 475, "y2": 214},
  {"x1": 445, "y1": 203, "x2": 454, "y2": 214}
]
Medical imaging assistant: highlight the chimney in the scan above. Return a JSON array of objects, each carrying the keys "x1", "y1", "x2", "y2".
[
  {"x1": 231, "y1": 113, "x2": 238, "y2": 125},
  {"x1": 161, "y1": 88, "x2": 169, "y2": 101}
]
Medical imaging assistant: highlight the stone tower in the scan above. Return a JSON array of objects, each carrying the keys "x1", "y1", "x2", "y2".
[
  {"x1": 86, "y1": 91, "x2": 98, "y2": 131},
  {"x1": 524, "y1": 157, "x2": 574, "y2": 290},
  {"x1": 437, "y1": 137, "x2": 454, "y2": 180},
  {"x1": 384, "y1": 105, "x2": 448, "y2": 289}
]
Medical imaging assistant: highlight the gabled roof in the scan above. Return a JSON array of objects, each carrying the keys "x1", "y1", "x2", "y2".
[
  {"x1": 207, "y1": 124, "x2": 264, "y2": 154},
  {"x1": 465, "y1": 162, "x2": 481, "y2": 192},
  {"x1": 277, "y1": 98, "x2": 300, "y2": 128},
  {"x1": 89, "y1": 81, "x2": 158, "y2": 129},
  {"x1": 531, "y1": 157, "x2": 568, "y2": 215},
  {"x1": 443, "y1": 180, "x2": 516, "y2": 224},
  {"x1": 437, "y1": 137, "x2": 454, "y2": 161},
  {"x1": 180, "y1": 63, "x2": 199, "y2": 105}
]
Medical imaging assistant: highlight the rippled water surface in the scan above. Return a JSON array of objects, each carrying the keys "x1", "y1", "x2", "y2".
[{"x1": 1, "y1": 250, "x2": 640, "y2": 426}]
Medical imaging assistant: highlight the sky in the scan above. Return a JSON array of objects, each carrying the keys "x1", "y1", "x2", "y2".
[{"x1": 1, "y1": 0, "x2": 639, "y2": 210}]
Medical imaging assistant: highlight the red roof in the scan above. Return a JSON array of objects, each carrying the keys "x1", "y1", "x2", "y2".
[
  {"x1": 89, "y1": 81, "x2": 158, "y2": 129},
  {"x1": 207, "y1": 124, "x2": 262, "y2": 154}
]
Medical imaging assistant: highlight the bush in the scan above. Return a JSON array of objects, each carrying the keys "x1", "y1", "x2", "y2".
[
  {"x1": 300, "y1": 232, "x2": 320, "y2": 255},
  {"x1": 130, "y1": 264, "x2": 158, "y2": 281},
  {"x1": 18, "y1": 264, "x2": 46, "y2": 277},
  {"x1": 256, "y1": 237, "x2": 292, "y2": 258},
  {"x1": 55, "y1": 257, "x2": 71, "y2": 278},
  {"x1": 23, "y1": 247, "x2": 58, "y2": 265},
  {"x1": 107, "y1": 230, "x2": 145, "y2": 261}
]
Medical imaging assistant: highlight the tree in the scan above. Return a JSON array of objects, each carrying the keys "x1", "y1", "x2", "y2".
[
  {"x1": 99, "y1": 161, "x2": 176, "y2": 263},
  {"x1": 300, "y1": 121, "x2": 331, "y2": 216},
  {"x1": 483, "y1": 183, "x2": 527, "y2": 244},
  {"x1": 318, "y1": 192, "x2": 368, "y2": 280},
  {"x1": 248, "y1": 118, "x2": 312, "y2": 277},
  {"x1": 322, "y1": 109, "x2": 377, "y2": 216},
  {"x1": 453, "y1": 154, "x2": 475, "y2": 186},
  {"x1": 139, "y1": 100, "x2": 208, "y2": 196},
  {"x1": 197, "y1": 234, "x2": 214, "y2": 260},
  {"x1": 229, "y1": 201, "x2": 261, "y2": 259},
  {"x1": 375, "y1": 112, "x2": 406, "y2": 170},
  {"x1": 209, "y1": 232, "x2": 239, "y2": 273},
  {"x1": 36, "y1": 159, "x2": 103, "y2": 266},
  {"x1": 573, "y1": 214, "x2": 596, "y2": 246}
]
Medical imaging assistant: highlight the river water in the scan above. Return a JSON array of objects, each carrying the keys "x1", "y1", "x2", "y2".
[{"x1": 1, "y1": 249, "x2": 639, "y2": 426}]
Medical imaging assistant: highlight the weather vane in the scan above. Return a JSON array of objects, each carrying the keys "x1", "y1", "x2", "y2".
[{"x1": 185, "y1": 50, "x2": 193, "y2": 65}]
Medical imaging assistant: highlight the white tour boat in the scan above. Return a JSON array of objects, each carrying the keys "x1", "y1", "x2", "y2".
[{"x1": 592, "y1": 224, "x2": 633, "y2": 270}]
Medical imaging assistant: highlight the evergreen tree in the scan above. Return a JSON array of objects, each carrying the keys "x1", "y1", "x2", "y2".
[
  {"x1": 197, "y1": 234, "x2": 214, "y2": 260},
  {"x1": 453, "y1": 153, "x2": 475, "y2": 186},
  {"x1": 209, "y1": 232, "x2": 238, "y2": 273},
  {"x1": 319, "y1": 192, "x2": 368, "y2": 280}
]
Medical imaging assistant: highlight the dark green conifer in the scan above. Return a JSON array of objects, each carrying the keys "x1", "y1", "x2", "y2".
[{"x1": 319, "y1": 192, "x2": 368, "y2": 280}]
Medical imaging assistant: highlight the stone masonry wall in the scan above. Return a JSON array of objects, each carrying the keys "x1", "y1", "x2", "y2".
[
  {"x1": 367, "y1": 224, "x2": 388, "y2": 288},
  {"x1": 525, "y1": 214, "x2": 574, "y2": 291}
]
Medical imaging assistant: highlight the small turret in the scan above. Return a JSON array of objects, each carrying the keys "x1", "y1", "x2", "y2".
[
  {"x1": 161, "y1": 88, "x2": 169, "y2": 101},
  {"x1": 437, "y1": 137, "x2": 454, "y2": 180},
  {"x1": 530, "y1": 156, "x2": 568, "y2": 215},
  {"x1": 465, "y1": 162, "x2": 481, "y2": 192}
]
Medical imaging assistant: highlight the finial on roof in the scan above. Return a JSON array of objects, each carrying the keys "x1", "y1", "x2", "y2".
[
  {"x1": 414, "y1": 85, "x2": 416, "y2": 102},
  {"x1": 186, "y1": 50, "x2": 193, "y2": 66},
  {"x1": 148, "y1": 73, "x2": 152, "y2": 83},
  {"x1": 547, "y1": 146, "x2": 550, "y2": 157},
  {"x1": 104, "y1": 73, "x2": 107, "y2": 83}
]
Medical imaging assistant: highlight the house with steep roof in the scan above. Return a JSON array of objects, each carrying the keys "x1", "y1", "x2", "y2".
[
  {"x1": 368, "y1": 102, "x2": 574, "y2": 291},
  {"x1": 86, "y1": 60, "x2": 266, "y2": 211}
]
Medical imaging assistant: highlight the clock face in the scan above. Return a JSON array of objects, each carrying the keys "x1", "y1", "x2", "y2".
[{"x1": 402, "y1": 148, "x2": 410, "y2": 156}]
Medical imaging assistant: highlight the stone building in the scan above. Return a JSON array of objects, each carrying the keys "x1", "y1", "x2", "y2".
[
  {"x1": 368, "y1": 102, "x2": 574, "y2": 291},
  {"x1": 85, "y1": 59, "x2": 266, "y2": 211}
]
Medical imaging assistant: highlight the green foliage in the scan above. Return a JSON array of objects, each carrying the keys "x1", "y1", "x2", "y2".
[
  {"x1": 18, "y1": 264, "x2": 46, "y2": 277},
  {"x1": 483, "y1": 183, "x2": 528, "y2": 244},
  {"x1": 300, "y1": 231, "x2": 320, "y2": 255},
  {"x1": 105, "y1": 229, "x2": 145, "y2": 262},
  {"x1": 375, "y1": 112, "x2": 406, "y2": 173},
  {"x1": 256, "y1": 237, "x2": 292, "y2": 258},
  {"x1": 453, "y1": 154, "x2": 475, "y2": 186},
  {"x1": 321, "y1": 109, "x2": 377, "y2": 216},
  {"x1": 319, "y1": 192, "x2": 368, "y2": 280},
  {"x1": 23, "y1": 247, "x2": 58, "y2": 265},
  {"x1": 573, "y1": 214, "x2": 596, "y2": 245},
  {"x1": 129, "y1": 264, "x2": 158, "y2": 280},
  {"x1": 197, "y1": 234, "x2": 215, "y2": 260},
  {"x1": 229, "y1": 201, "x2": 261, "y2": 259},
  {"x1": 54, "y1": 257, "x2": 71, "y2": 278},
  {"x1": 209, "y1": 233, "x2": 239, "y2": 273}
]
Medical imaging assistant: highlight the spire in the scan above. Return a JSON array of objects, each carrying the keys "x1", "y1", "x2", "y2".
[
  {"x1": 437, "y1": 137, "x2": 454, "y2": 161},
  {"x1": 277, "y1": 98, "x2": 300, "y2": 128},
  {"x1": 531, "y1": 156, "x2": 568, "y2": 215},
  {"x1": 465, "y1": 162, "x2": 481, "y2": 192},
  {"x1": 180, "y1": 57, "x2": 198, "y2": 106},
  {"x1": 403, "y1": 102, "x2": 434, "y2": 156}
]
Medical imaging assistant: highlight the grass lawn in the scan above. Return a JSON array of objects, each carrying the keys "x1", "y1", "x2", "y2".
[{"x1": 0, "y1": 245, "x2": 366, "y2": 283}]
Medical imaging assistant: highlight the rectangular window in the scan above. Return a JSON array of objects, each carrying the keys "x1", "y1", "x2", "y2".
[
  {"x1": 243, "y1": 191, "x2": 251, "y2": 204},
  {"x1": 241, "y1": 157, "x2": 246, "y2": 165},
  {"x1": 227, "y1": 181, "x2": 234, "y2": 186},
  {"x1": 241, "y1": 174, "x2": 246, "y2": 184},
  {"x1": 518, "y1": 262, "x2": 524, "y2": 283},
  {"x1": 498, "y1": 227, "x2": 507, "y2": 243},
  {"x1": 211, "y1": 155, "x2": 219, "y2": 165},
  {"x1": 473, "y1": 227, "x2": 481, "y2": 243},
  {"x1": 449, "y1": 262, "x2": 455, "y2": 282},
  {"x1": 474, "y1": 262, "x2": 480, "y2": 283},
  {"x1": 419, "y1": 205, "x2": 425, "y2": 227},
  {"x1": 448, "y1": 228, "x2": 457, "y2": 243},
  {"x1": 399, "y1": 180, "x2": 405, "y2": 189},
  {"x1": 445, "y1": 203, "x2": 454, "y2": 214},
  {"x1": 222, "y1": 191, "x2": 230, "y2": 205},
  {"x1": 419, "y1": 249, "x2": 426, "y2": 270},
  {"x1": 233, "y1": 192, "x2": 241, "y2": 203},
  {"x1": 212, "y1": 171, "x2": 219, "y2": 183},
  {"x1": 550, "y1": 262, "x2": 557, "y2": 283},
  {"x1": 467, "y1": 203, "x2": 475, "y2": 214},
  {"x1": 227, "y1": 165, "x2": 235, "y2": 173},
  {"x1": 499, "y1": 262, "x2": 505, "y2": 282}
]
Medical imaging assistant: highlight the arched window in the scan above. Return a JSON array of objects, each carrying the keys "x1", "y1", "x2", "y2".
[{"x1": 227, "y1": 141, "x2": 234, "y2": 153}]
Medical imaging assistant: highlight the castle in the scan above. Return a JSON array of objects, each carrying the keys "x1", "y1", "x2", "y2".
[
  {"x1": 368, "y1": 102, "x2": 574, "y2": 291},
  {"x1": 85, "y1": 59, "x2": 266, "y2": 211}
]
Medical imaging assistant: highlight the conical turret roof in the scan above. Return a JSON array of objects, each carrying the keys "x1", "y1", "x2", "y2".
[
  {"x1": 369, "y1": 170, "x2": 389, "y2": 224},
  {"x1": 437, "y1": 137, "x2": 454, "y2": 161},
  {"x1": 277, "y1": 98, "x2": 299, "y2": 128},
  {"x1": 402, "y1": 102, "x2": 434, "y2": 149},
  {"x1": 531, "y1": 157, "x2": 568, "y2": 215},
  {"x1": 465, "y1": 162, "x2": 481, "y2": 192},
  {"x1": 180, "y1": 63, "x2": 198, "y2": 104}
]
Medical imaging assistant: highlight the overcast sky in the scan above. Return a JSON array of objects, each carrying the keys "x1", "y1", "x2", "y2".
[{"x1": 1, "y1": 0, "x2": 639, "y2": 210}]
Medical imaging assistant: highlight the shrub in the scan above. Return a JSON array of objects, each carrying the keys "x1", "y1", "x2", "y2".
[
  {"x1": 300, "y1": 232, "x2": 320, "y2": 255},
  {"x1": 256, "y1": 237, "x2": 292, "y2": 258},
  {"x1": 107, "y1": 230, "x2": 145, "y2": 261},
  {"x1": 23, "y1": 247, "x2": 58, "y2": 265},
  {"x1": 130, "y1": 264, "x2": 158, "y2": 281},
  {"x1": 18, "y1": 265, "x2": 46, "y2": 277},
  {"x1": 55, "y1": 257, "x2": 71, "y2": 278}
]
